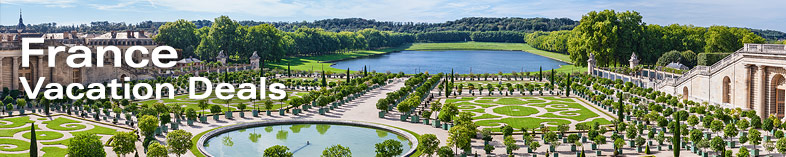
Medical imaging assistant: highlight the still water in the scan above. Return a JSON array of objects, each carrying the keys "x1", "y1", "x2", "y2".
[
  {"x1": 203, "y1": 124, "x2": 412, "y2": 157},
  {"x1": 331, "y1": 50, "x2": 567, "y2": 74}
]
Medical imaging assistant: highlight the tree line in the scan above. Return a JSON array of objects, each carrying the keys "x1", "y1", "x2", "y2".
[
  {"x1": 524, "y1": 10, "x2": 767, "y2": 67},
  {"x1": 154, "y1": 16, "x2": 416, "y2": 64},
  {"x1": 155, "y1": 16, "x2": 536, "y2": 64}
]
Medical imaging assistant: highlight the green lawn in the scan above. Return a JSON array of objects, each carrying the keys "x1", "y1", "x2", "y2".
[
  {"x1": 23, "y1": 131, "x2": 64, "y2": 140},
  {"x1": 0, "y1": 139, "x2": 30, "y2": 151},
  {"x1": 472, "y1": 113, "x2": 502, "y2": 120},
  {"x1": 492, "y1": 106, "x2": 539, "y2": 116},
  {"x1": 476, "y1": 117, "x2": 572, "y2": 131},
  {"x1": 0, "y1": 116, "x2": 34, "y2": 128},
  {"x1": 41, "y1": 147, "x2": 68, "y2": 157},
  {"x1": 405, "y1": 42, "x2": 530, "y2": 51},
  {"x1": 41, "y1": 117, "x2": 87, "y2": 131},
  {"x1": 264, "y1": 42, "x2": 583, "y2": 74},
  {"x1": 267, "y1": 45, "x2": 409, "y2": 73}
]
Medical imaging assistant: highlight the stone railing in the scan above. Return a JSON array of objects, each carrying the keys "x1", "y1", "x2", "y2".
[{"x1": 743, "y1": 43, "x2": 786, "y2": 53}]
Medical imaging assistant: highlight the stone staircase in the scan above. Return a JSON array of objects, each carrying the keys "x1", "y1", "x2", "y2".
[{"x1": 657, "y1": 44, "x2": 786, "y2": 88}]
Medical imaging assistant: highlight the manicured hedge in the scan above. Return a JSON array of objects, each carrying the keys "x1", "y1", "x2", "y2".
[{"x1": 697, "y1": 53, "x2": 731, "y2": 66}]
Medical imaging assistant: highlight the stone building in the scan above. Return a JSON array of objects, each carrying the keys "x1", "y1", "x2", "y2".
[
  {"x1": 0, "y1": 12, "x2": 159, "y2": 94},
  {"x1": 591, "y1": 43, "x2": 786, "y2": 119}
]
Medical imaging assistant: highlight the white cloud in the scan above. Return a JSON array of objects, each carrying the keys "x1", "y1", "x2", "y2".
[{"x1": 1, "y1": 0, "x2": 77, "y2": 8}]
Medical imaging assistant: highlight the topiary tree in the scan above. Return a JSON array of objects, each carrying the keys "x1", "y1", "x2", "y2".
[
  {"x1": 139, "y1": 115, "x2": 159, "y2": 139},
  {"x1": 776, "y1": 137, "x2": 786, "y2": 155},
  {"x1": 436, "y1": 146, "x2": 453, "y2": 157},
  {"x1": 264, "y1": 145, "x2": 293, "y2": 157},
  {"x1": 749, "y1": 128, "x2": 762, "y2": 152},
  {"x1": 111, "y1": 131, "x2": 137, "y2": 157},
  {"x1": 68, "y1": 134, "x2": 106, "y2": 157},
  {"x1": 737, "y1": 146, "x2": 750, "y2": 157},
  {"x1": 418, "y1": 134, "x2": 439, "y2": 156},
  {"x1": 375, "y1": 139, "x2": 403, "y2": 157},
  {"x1": 146, "y1": 142, "x2": 168, "y2": 157},
  {"x1": 166, "y1": 130, "x2": 193, "y2": 157},
  {"x1": 321, "y1": 144, "x2": 351, "y2": 157},
  {"x1": 711, "y1": 136, "x2": 725, "y2": 156},
  {"x1": 504, "y1": 135, "x2": 519, "y2": 155}
]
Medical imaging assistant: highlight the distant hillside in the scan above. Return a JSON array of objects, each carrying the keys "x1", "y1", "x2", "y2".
[{"x1": 746, "y1": 28, "x2": 786, "y2": 40}]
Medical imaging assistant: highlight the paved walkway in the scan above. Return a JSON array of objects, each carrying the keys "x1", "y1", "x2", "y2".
[{"x1": 175, "y1": 78, "x2": 452, "y2": 157}]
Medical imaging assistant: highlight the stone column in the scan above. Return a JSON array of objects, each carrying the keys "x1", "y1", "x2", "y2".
[
  {"x1": 758, "y1": 65, "x2": 767, "y2": 118},
  {"x1": 11, "y1": 57, "x2": 18, "y2": 90}
]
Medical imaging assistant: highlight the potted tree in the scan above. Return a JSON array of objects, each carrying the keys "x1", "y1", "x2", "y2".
[
  {"x1": 593, "y1": 135, "x2": 606, "y2": 155},
  {"x1": 186, "y1": 108, "x2": 196, "y2": 126},
  {"x1": 265, "y1": 100, "x2": 273, "y2": 116},
  {"x1": 210, "y1": 105, "x2": 222, "y2": 121},
  {"x1": 237, "y1": 103, "x2": 246, "y2": 118},
  {"x1": 198, "y1": 100, "x2": 209, "y2": 123},
  {"x1": 422, "y1": 110, "x2": 432, "y2": 125},
  {"x1": 529, "y1": 141, "x2": 541, "y2": 156}
]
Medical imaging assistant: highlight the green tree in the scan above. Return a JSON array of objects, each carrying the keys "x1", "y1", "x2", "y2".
[
  {"x1": 737, "y1": 146, "x2": 750, "y2": 157},
  {"x1": 111, "y1": 131, "x2": 137, "y2": 157},
  {"x1": 418, "y1": 134, "x2": 440, "y2": 156},
  {"x1": 139, "y1": 115, "x2": 159, "y2": 138},
  {"x1": 749, "y1": 128, "x2": 762, "y2": 151},
  {"x1": 776, "y1": 137, "x2": 786, "y2": 155},
  {"x1": 504, "y1": 135, "x2": 520, "y2": 155},
  {"x1": 166, "y1": 130, "x2": 193, "y2": 157},
  {"x1": 321, "y1": 144, "x2": 351, "y2": 157},
  {"x1": 711, "y1": 136, "x2": 725, "y2": 156},
  {"x1": 656, "y1": 50, "x2": 683, "y2": 66},
  {"x1": 153, "y1": 19, "x2": 199, "y2": 57},
  {"x1": 436, "y1": 146, "x2": 454, "y2": 157},
  {"x1": 68, "y1": 134, "x2": 106, "y2": 157},
  {"x1": 447, "y1": 125, "x2": 472, "y2": 153},
  {"x1": 29, "y1": 124, "x2": 37, "y2": 157},
  {"x1": 147, "y1": 143, "x2": 168, "y2": 157},
  {"x1": 375, "y1": 139, "x2": 403, "y2": 157},
  {"x1": 264, "y1": 145, "x2": 293, "y2": 157}
]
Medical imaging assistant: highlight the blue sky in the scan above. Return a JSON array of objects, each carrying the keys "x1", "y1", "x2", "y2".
[{"x1": 2, "y1": 0, "x2": 785, "y2": 32}]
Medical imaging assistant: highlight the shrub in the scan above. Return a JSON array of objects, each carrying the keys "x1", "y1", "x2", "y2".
[{"x1": 697, "y1": 53, "x2": 732, "y2": 66}]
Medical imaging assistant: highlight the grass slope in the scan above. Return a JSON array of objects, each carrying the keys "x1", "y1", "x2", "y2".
[
  {"x1": 266, "y1": 42, "x2": 583, "y2": 74},
  {"x1": 267, "y1": 45, "x2": 410, "y2": 73}
]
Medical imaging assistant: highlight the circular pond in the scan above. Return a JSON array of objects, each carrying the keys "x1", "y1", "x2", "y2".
[{"x1": 199, "y1": 120, "x2": 417, "y2": 157}]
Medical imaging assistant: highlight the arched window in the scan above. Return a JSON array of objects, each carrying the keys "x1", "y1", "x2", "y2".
[
  {"x1": 683, "y1": 87, "x2": 689, "y2": 100},
  {"x1": 723, "y1": 76, "x2": 731, "y2": 103},
  {"x1": 771, "y1": 74, "x2": 785, "y2": 119}
]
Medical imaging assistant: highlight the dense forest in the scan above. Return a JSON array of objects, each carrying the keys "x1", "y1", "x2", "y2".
[
  {"x1": 154, "y1": 17, "x2": 416, "y2": 65},
  {"x1": 525, "y1": 10, "x2": 768, "y2": 67}
]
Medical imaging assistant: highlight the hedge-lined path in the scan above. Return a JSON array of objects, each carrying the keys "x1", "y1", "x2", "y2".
[
  {"x1": 0, "y1": 114, "x2": 138, "y2": 157},
  {"x1": 444, "y1": 96, "x2": 614, "y2": 131}
]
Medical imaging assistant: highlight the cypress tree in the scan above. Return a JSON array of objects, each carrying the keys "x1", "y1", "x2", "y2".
[
  {"x1": 451, "y1": 69, "x2": 454, "y2": 84},
  {"x1": 363, "y1": 65, "x2": 367, "y2": 77},
  {"x1": 566, "y1": 73, "x2": 571, "y2": 97},
  {"x1": 287, "y1": 62, "x2": 291, "y2": 77},
  {"x1": 550, "y1": 69, "x2": 555, "y2": 85},
  {"x1": 346, "y1": 68, "x2": 351, "y2": 83},
  {"x1": 321, "y1": 67, "x2": 327, "y2": 87},
  {"x1": 30, "y1": 124, "x2": 37, "y2": 156},
  {"x1": 538, "y1": 66, "x2": 543, "y2": 81}
]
